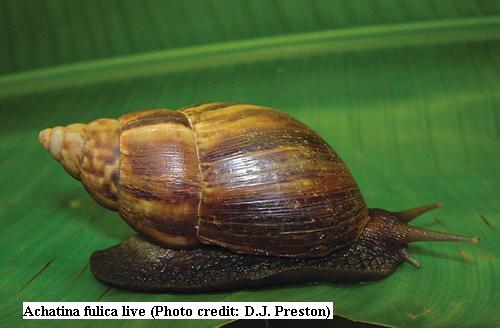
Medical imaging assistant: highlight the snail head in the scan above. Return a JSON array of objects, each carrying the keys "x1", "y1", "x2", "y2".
[{"x1": 366, "y1": 204, "x2": 479, "y2": 267}]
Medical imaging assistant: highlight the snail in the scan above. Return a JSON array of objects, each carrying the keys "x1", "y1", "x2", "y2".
[{"x1": 39, "y1": 102, "x2": 479, "y2": 292}]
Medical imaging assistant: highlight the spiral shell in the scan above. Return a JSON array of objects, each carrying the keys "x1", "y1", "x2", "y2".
[{"x1": 40, "y1": 103, "x2": 368, "y2": 257}]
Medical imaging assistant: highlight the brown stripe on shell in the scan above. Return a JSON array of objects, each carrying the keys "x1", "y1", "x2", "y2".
[
  {"x1": 119, "y1": 108, "x2": 173, "y2": 123},
  {"x1": 201, "y1": 146, "x2": 345, "y2": 185},
  {"x1": 198, "y1": 208, "x2": 368, "y2": 257},
  {"x1": 80, "y1": 119, "x2": 121, "y2": 210},
  {"x1": 202, "y1": 184, "x2": 362, "y2": 223},
  {"x1": 121, "y1": 109, "x2": 190, "y2": 131},
  {"x1": 118, "y1": 110, "x2": 202, "y2": 248},
  {"x1": 185, "y1": 103, "x2": 294, "y2": 127},
  {"x1": 183, "y1": 103, "x2": 368, "y2": 257},
  {"x1": 189, "y1": 106, "x2": 337, "y2": 163},
  {"x1": 180, "y1": 102, "x2": 238, "y2": 120}
]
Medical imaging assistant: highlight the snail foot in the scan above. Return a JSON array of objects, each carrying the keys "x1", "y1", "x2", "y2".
[{"x1": 89, "y1": 235, "x2": 403, "y2": 293}]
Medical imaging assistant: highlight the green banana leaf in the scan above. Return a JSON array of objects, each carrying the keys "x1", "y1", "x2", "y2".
[{"x1": 1, "y1": 0, "x2": 499, "y2": 327}]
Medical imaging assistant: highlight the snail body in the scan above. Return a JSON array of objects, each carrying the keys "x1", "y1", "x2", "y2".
[{"x1": 39, "y1": 103, "x2": 478, "y2": 292}]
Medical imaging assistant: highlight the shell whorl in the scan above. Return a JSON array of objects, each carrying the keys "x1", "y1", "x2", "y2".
[
  {"x1": 39, "y1": 119, "x2": 121, "y2": 210},
  {"x1": 79, "y1": 119, "x2": 121, "y2": 210},
  {"x1": 181, "y1": 103, "x2": 369, "y2": 257},
  {"x1": 39, "y1": 124, "x2": 86, "y2": 179},
  {"x1": 39, "y1": 111, "x2": 201, "y2": 249}
]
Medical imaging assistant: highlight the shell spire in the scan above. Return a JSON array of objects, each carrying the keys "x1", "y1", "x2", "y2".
[{"x1": 39, "y1": 124, "x2": 86, "y2": 179}]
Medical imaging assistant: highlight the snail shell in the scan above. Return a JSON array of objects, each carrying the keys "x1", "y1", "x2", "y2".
[{"x1": 39, "y1": 103, "x2": 368, "y2": 257}]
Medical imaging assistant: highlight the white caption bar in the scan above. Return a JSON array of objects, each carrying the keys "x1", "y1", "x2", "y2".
[{"x1": 23, "y1": 302, "x2": 333, "y2": 320}]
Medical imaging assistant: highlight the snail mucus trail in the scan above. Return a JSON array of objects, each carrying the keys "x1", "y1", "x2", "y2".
[{"x1": 39, "y1": 103, "x2": 479, "y2": 292}]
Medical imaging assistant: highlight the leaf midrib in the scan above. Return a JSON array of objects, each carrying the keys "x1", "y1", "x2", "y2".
[{"x1": 1, "y1": 15, "x2": 499, "y2": 98}]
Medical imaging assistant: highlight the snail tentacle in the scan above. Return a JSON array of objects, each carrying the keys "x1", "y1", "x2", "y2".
[
  {"x1": 367, "y1": 208, "x2": 479, "y2": 245},
  {"x1": 396, "y1": 224, "x2": 479, "y2": 244},
  {"x1": 399, "y1": 248, "x2": 420, "y2": 268},
  {"x1": 393, "y1": 202, "x2": 443, "y2": 223}
]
